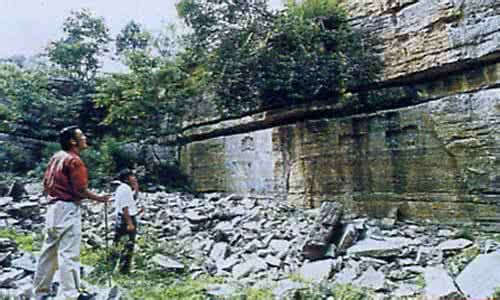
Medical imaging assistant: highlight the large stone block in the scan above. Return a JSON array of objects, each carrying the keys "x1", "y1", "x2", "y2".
[
  {"x1": 273, "y1": 88, "x2": 499, "y2": 218},
  {"x1": 180, "y1": 129, "x2": 274, "y2": 194},
  {"x1": 341, "y1": 0, "x2": 500, "y2": 80}
]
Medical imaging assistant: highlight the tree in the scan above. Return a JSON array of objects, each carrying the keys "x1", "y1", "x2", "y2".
[
  {"x1": 115, "y1": 21, "x2": 151, "y2": 55},
  {"x1": 0, "y1": 64, "x2": 77, "y2": 139},
  {"x1": 94, "y1": 51, "x2": 189, "y2": 140},
  {"x1": 153, "y1": 24, "x2": 179, "y2": 58},
  {"x1": 176, "y1": 0, "x2": 273, "y2": 63},
  {"x1": 0, "y1": 55, "x2": 27, "y2": 68},
  {"x1": 177, "y1": 0, "x2": 382, "y2": 115},
  {"x1": 47, "y1": 9, "x2": 111, "y2": 81}
]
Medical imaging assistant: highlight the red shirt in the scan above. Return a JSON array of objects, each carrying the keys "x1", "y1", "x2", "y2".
[{"x1": 43, "y1": 150, "x2": 88, "y2": 202}]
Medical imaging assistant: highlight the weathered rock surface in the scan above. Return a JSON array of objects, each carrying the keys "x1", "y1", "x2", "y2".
[
  {"x1": 437, "y1": 238, "x2": 473, "y2": 252},
  {"x1": 347, "y1": 237, "x2": 412, "y2": 258},
  {"x1": 182, "y1": 83, "x2": 500, "y2": 222},
  {"x1": 423, "y1": 266, "x2": 461, "y2": 299},
  {"x1": 152, "y1": 254, "x2": 184, "y2": 271},
  {"x1": 2, "y1": 186, "x2": 500, "y2": 299},
  {"x1": 303, "y1": 202, "x2": 342, "y2": 260},
  {"x1": 456, "y1": 250, "x2": 500, "y2": 299},
  {"x1": 299, "y1": 259, "x2": 335, "y2": 282},
  {"x1": 179, "y1": 0, "x2": 500, "y2": 223},
  {"x1": 354, "y1": 266, "x2": 386, "y2": 291},
  {"x1": 341, "y1": 0, "x2": 500, "y2": 80}
]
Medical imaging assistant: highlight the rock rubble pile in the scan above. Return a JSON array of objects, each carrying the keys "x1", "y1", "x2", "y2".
[{"x1": 1, "y1": 182, "x2": 500, "y2": 299}]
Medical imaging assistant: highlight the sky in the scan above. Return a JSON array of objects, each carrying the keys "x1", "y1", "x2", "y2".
[{"x1": 0, "y1": 0, "x2": 283, "y2": 70}]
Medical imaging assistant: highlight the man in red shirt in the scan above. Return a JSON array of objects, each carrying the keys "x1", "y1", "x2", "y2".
[{"x1": 34, "y1": 126, "x2": 111, "y2": 300}]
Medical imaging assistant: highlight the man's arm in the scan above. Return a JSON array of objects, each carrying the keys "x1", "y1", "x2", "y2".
[
  {"x1": 77, "y1": 187, "x2": 110, "y2": 203},
  {"x1": 122, "y1": 207, "x2": 135, "y2": 232}
]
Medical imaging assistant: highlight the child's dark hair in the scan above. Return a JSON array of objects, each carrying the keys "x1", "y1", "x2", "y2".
[{"x1": 117, "y1": 169, "x2": 133, "y2": 182}]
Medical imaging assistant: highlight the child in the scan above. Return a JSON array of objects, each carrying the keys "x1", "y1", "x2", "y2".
[{"x1": 110, "y1": 169, "x2": 142, "y2": 274}]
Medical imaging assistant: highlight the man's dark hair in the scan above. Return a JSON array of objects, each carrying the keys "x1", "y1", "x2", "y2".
[
  {"x1": 59, "y1": 125, "x2": 79, "y2": 151},
  {"x1": 117, "y1": 169, "x2": 133, "y2": 182}
]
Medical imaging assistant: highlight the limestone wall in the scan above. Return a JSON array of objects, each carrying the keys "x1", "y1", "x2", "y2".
[
  {"x1": 180, "y1": 129, "x2": 275, "y2": 194},
  {"x1": 178, "y1": 0, "x2": 500, "y2": 221},
  {"x1": 273, "y1": 88, "x2": 499, "y2": 219},
  {"x1": 342, "y1": 0, "x2": 500, "y2": 81}
]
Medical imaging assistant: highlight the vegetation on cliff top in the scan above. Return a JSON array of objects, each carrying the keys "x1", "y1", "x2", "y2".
[{"x1": 0, "y1": 0, "x2": 384, "y2": 182}]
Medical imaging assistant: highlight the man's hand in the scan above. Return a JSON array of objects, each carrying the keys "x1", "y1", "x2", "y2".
[
  {"x1": 98, "y1": 194, "x2": 112, "y2": 203},
  {"x1": 79, "y1": 188, "x2": 112, "y2": 203},
  {"x1": 126, "y1": 223, "x2": 135, "y2": 232}
]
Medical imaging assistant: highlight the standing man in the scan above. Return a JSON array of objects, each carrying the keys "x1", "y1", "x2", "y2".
[
  {"x1": 34, "y1": 126, "x2": 110, "y2": 300},
  {"x1": 110, "y1": 169, "x2": 142, "y2": 274}
]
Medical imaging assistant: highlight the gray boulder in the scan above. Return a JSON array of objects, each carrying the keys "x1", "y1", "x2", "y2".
[
  {"x1": 347, "y1": 237, "x2": 411, "y2": 258},
  {"x1": 456, "y1": 250, "x2": 500, "y2": 299},
  {"x1": 299, "y1": 259, "x2": 335, "y2": 282},
  {"x1": 423, "y1": 266, "x2": 461, "y2": 299}
]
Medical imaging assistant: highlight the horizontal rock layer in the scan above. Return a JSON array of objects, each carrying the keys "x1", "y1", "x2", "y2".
[
  {"x1": 180, "y1": 0, "x2": 500, "y2": 221},
  {"x1": 341, "y1": 0, "x2": 500, "y2": 81},
  {"x1": 180, "y1": 63, "x2": 500, "y2": 221}
]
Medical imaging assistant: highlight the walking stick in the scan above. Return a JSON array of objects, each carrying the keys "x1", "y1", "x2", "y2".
[{"x1": 104, "y1": 201, "x2": 112, "y2": 288}]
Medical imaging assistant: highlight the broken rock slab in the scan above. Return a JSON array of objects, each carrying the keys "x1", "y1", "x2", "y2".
[
  {"x1": 437, "y1": 239, "x2": 473, "y2": 252},
  {"x1": 152, "y1": 254, "x2": 184, "y2": 271},
  {"x1": 210, "y1": 242, "x2": 229, "y2": 262},
  {"x1": 205, "y1": 284, "x2": 236, "y2": 298},
  {"x1": 347, "y1": 237, "x2": 412, "y2": 258},
  {"x1": 0, "y1": 269, "x2": 25, "y2": 288},
  {"x1": 232, "y1": 257, "x2": 267, "y2": 279},
  {"x1": 0, "y1": 197, "x2": 13, "y2": 207},
  {"x1": 393, "y1": 283, "x2": 419, "y2": 298},
  {"x1": 423, "y1": 266, "x2": 461, "y2": 299},
  {"x1": 456, "y1": 250, "x2": 500, "y2": 299},
  {"x1": 7, "y1": 180, "x2": 26, "y2": 201},
  {"x1": 11, "y1": 252, "x2": 37, "y2": 273},
  {"x1": 337, "y1": 224, "x2": 359, "y2": 254},
  {"x1": 353, "y1": 266, "x2": 385, "y2": 291},
  {"x1": 299, "y1": 259, "x2": 335, "y2": 282},
  {"x1": 303, "y1": 202, "x2": 342, "y2": 260},
  {"x1": 273, "y1": 279, "x2": 306, "y2": 299}
]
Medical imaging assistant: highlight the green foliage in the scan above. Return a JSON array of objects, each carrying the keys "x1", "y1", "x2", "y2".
[
  {"x1": 79, "y1": 135, "x2": 134, "y2": 185},
  {"x1": 94, "y1": 54, "x2": 189, "y2": 139},
  {"x1": 230, "y1": 287, "x2": 275, "y2": 300},
  {"x1": 287, "y1": 0, "x2": 345, "y2": 20},
  {"x1": 0, "y1": 102, "x2": 11, "y2": 132},
  {"x1": 415, "y1": 274, "x2": 425, "y2": 289},
  {"x1": 47, "y1": 9, "x2": 111, "y2": 81},
  {"x1": 454, "y1": 225, "x2": 476, "y2": 241},
  {"x1": 153, "y1": 24, "x2": 179, "y2": 58},
  {"x1": 176, "y1": 0, "x2": 271, "y2": 57},
  {"x1": 0, "y1": 64, "x2": 77, "y2": 139},
  {"x1": 116, "y1": 21, "x2": 151, "y2": 55},
  {"x1": 0, "y1": 229, "x2": 42, "y2": 252},
  {"x1": 179, "y1": 0, "x2": 382, "y2": 115},
  {"x1": 492, "y1": 287, "x2": 500, "y2": 299},
  {"x1": 446, "y1": 245, "x2": 480, "y2": 276},
  {"x1": 82, "y1": 228, "x2": 223, "y2": 299},
  {"x1": 330, "y1": 284, "x2": 371, "y2": 300},
  {"x1": 0, "y1": 142, "x2": 32, "y2": 173},
  {"x1": 28, "y1": 142, "x2": 61, "y2": 179}
]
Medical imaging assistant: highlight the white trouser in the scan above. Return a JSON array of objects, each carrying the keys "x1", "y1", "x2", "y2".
[{"x1": 33, "y1": 201, "x2": 82, "y2": 300}]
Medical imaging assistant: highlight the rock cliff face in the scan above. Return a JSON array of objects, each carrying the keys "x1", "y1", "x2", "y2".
[
  {"x1": 179, "y1": 0, "x2": 500, "y2": 221},
  {"x1": 343, "y1": 0, "x2": 500, "y2": 81}
]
